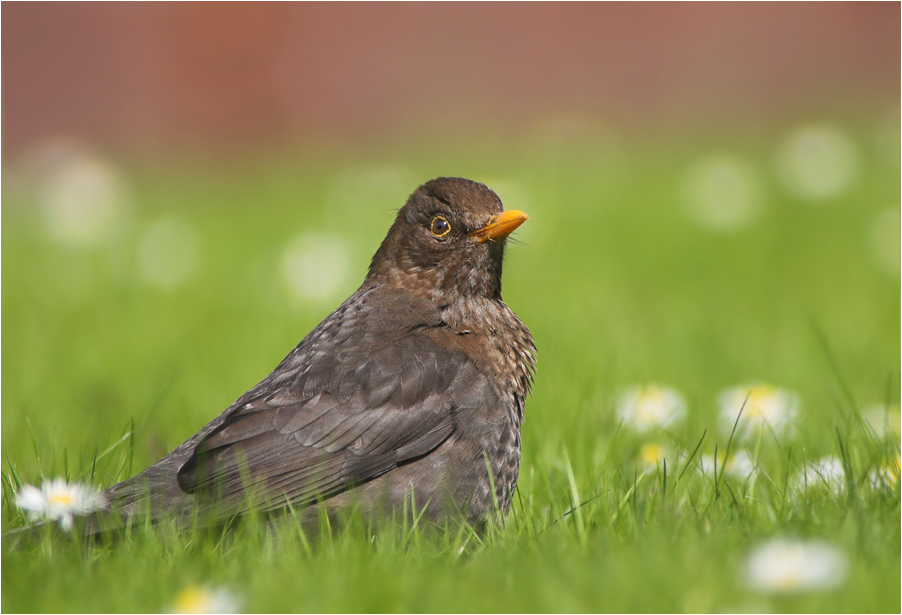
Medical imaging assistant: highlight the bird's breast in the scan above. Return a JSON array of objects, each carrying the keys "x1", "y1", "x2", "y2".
[{"x1": 434, "y1": 298, "x2": 536, "y2": 423}]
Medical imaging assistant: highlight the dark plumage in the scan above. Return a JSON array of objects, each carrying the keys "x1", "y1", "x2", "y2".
[{"x1": 102, "y1": 177, "x2": 535, "y2": 528}]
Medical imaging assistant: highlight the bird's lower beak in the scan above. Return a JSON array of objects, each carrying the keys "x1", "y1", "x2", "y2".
[{"x1": 469, "y1": 210, "x2": 529, "y2": 243}]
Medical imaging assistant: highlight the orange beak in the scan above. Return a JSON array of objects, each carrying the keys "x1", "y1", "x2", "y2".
[{"x1": 469, "y1": 210, "x2": 529, "y2": 244}]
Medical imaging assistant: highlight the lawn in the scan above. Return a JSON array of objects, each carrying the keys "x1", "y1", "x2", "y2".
[{"x1": 2, "y1": 119, "x2": 900, "y2": 612}]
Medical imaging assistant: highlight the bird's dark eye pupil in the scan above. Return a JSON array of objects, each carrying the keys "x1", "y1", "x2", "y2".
[{"x1": 430, "y1": 217, "x2": 450, "y2": 237}]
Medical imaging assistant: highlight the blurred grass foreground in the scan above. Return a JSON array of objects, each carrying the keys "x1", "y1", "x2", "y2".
[{"x1": 2, "y1": 116, "x2": 900, "y2": 612}]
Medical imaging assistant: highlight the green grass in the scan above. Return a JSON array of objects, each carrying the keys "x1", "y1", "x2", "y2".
[{"x1": 2, "y1": 121, "x2": 900, "y2": 612}]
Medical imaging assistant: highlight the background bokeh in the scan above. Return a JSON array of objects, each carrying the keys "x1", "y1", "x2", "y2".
[
  {"x1": 3, "y1": 3, "x2": 899, "y2": 153},
  {"x1": 2, "y1": 4, "x2": 900, "y2": 613}
]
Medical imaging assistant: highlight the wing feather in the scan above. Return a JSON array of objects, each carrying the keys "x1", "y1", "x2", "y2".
[{"x1": 175, "y1": 332, "x2": 467, "y2": 517}]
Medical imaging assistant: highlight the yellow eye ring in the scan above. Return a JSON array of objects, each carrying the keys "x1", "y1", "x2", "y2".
[{"x1": 430, "y1": 216, "x2": 451, "y2": 238}]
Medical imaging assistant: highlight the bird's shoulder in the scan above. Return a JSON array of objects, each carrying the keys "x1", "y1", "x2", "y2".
[{"x1": 232, "y1": 284, "x2": 451, "y2": 408}]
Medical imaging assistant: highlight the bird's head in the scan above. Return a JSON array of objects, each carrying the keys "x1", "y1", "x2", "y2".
[{"x1": 367, "y1": 177, "x2": 528, "y2": 301}]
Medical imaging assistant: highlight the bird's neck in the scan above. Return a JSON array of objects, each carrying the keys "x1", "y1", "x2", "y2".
[
  {"x1": 367, "y1": 266, "x2": 502, "y2": 305},
  {"x1": 439, "y1": 295, "x2": 507, "y2": 334}
]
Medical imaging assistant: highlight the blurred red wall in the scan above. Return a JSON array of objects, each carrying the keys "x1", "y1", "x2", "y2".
[{"x1": 2, "y1": 3, "x2": 899, "y2": 154}]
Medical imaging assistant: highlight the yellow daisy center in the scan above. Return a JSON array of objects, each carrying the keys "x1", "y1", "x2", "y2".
[
  {"x1": 637, "y1": 389, "x2": 665, "y2": 416},
  {"x1": 640, "y1": 444, "x2": 666, "y2": 465},
  {"x1": 774, "y1": 570, "x2": 803, "y2": 590},
  {"x1": 884, "y1": 453, "x2": 901, "y2": 482},
  {"x1": 744, "y1": 386, "x2": 776, "y2": 418},
  {"x1": 173, "y1": 587, "x2": 211, "y2": 614},
  {"x1": 48, "y1": 492, "x2": 74, "y2": 506}
]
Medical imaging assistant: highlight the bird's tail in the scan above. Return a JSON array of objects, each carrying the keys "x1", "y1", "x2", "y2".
[{"x1": 95, "y1": 461, "x2": 199, "y2": 531}]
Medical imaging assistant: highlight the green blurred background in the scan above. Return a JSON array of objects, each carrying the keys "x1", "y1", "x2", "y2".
[{"x1": 2, "y1": 4, "x2": 899, "y2": 613}]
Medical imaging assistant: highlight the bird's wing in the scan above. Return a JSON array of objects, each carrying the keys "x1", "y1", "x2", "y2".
[{"x1": 175, "y1": 332, "x2": 474, "y2": 517}]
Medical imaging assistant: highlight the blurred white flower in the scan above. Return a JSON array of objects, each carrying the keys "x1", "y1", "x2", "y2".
[
  {"x1": 39, "y1": 152, "x2": 130, "y2": 247},
  {"x1": 745, "y1": 539, "x2": 848, "y2": 593},
  {"x1": 638, "y1": 443, "x2": 669, "y2": 469},
  {"x1": 793, "y1": 456, "x2": 846, "y2": 494},
  {"x1": 868, "y1": 208, "x2": 900, "y2": 277},
  {"x1": 862, "y1": 404, "x2": 901, "y2": 440},
  {"x1": 281, "y1": 233, "x2": 351, "y2": 304},
  {"x1": 728, "y1": 450, "x2": 756, "y2": 479},
  {"x1": 138, "y1": 216, "x2": 202, "y2": 290},
  {"x1": 170, "y1": 585, "x2": 240, "y2": 614},
  {"x1": 699, "y1": 449, "x2": 756, "y2": 479},
  {"x1": 616, "y1": 385, "x2": 687, "y2": 432},
  {"x1": 681, "y1": 155, "x2": 763, "y2": 232},
  {"x1": 718, "y1": 384, "x2": 798, "y2": 440},
  {"x1": 868, "y1": 449, "x2": 900, "y2": 490},
  {"x1": 15, "y1": 478, "x2": 106, "y2": 531},
  {"x1": 775, "y1": 124, "x2": 858, "y2": 201}
]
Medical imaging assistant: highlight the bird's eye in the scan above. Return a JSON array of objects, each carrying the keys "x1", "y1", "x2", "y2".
[{"x1": 430, "y1": 216, "x2": 451, "y2": 238}]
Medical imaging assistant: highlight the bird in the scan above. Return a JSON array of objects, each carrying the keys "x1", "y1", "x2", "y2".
[{"x1": 98, "y1": 177, "x2": 536, "y2": 530}]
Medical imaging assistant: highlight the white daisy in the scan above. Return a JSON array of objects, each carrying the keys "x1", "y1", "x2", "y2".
[
  {"x1": 745, "y1": 538, "x2": 848, "y2": 593},
  {"x1": 728, "y1": 450, "x2": 756, "y2": 479},
  {"x1": 868, "y1": 449, "x2": 900, "y2": 490},
  {"x1": 39, "y1": 150, "x2": 131, "y2": 247},
  {"x1": 699, "y1": 449, "x2": 756, "y2": 479},
  {"x1": 718, "y1": 384, "x2": 798, "y2": 440},
  {"x1": 638, "y1": 443, "x2": 670, "y2": 470},
  {"x1": 15, "y1": 478, "x2": 106, "y2": 531},
  {"x1": 616, "y1": 385, "x2": 687, "y2": 432},
  {"x1": 793, "y1": 456, "x2": 846, "y2": 494},
  {"x1": 681, "y1": 154, "x2": 763, "y2": 233},
  {"x1": 775, "y1": 123, "x2": 859, "y2": 201},
  {"x1": 170, "y1": 585, "x2": 241, "y2": 614},
  {"x1": 281, "y1": 233, "x2": 351, "y2": 304}
]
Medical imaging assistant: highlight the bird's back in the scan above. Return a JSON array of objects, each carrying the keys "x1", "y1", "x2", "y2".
[{"x1": 102, "y1": 282, "x2": 532, "y2": 527}]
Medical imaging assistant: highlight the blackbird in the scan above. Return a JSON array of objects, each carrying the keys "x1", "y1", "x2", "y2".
[{"x1": 102, "y1": 177, "x2": 535, "y2": 528}]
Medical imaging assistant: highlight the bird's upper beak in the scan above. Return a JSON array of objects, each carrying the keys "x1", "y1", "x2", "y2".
[{"x1": 469, "y1": 210, "x2": 529, "y2": 243}]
